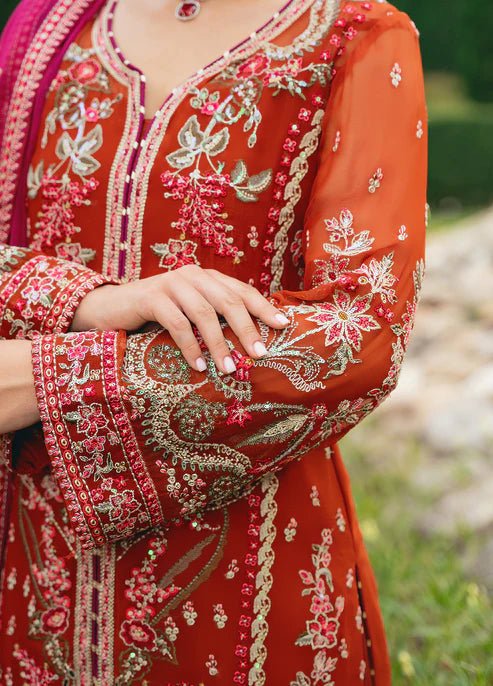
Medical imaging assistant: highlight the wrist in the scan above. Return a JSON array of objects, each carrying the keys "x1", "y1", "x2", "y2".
[
  {"x1": 71, "y1": 284, "x2": 114, "y2": 332},
  {"x1": 0, "y1": 340, "x2": 39, "y2": 432}
]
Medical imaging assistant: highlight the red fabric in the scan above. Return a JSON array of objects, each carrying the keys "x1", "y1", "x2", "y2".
[{"x1": 0, "y1": 0, "x2": 427, "y2": 683}]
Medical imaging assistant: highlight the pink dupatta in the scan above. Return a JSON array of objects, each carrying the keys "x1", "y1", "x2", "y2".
[{"x1": 0, "y1": 0, "x2": 106, "y2": 246}]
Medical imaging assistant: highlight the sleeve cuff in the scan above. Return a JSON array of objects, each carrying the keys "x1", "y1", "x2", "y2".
[
  {"x1": 0, "y1": 252, "x2": 111, "y2": 339},
  {"x1": 31, "y1": 329, "x2": 164, "y2": 549}
]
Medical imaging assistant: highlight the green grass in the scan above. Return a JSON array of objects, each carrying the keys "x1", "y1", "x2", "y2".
[{"x1": 342, "y1": 438, "x2": 493, "y2": 685}]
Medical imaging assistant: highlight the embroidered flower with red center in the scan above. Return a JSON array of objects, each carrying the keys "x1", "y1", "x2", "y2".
[
  {"x1": 20, "y1": 276, "x2": 56, "y2": 307},
  {"x1": 307, "y1": 615, "x2": 340, "y2": 649},
  {"x1": 120, "y1": 619, "x2": 158, "y2": 652},
  {"x1": 76, "y1": 403, "x2": 109, "y2": 437},
  {"x1": 230, "y1": 349, "x2": 254, "y2": 381},
  {"x1": 108, "y1": 490, "x2": 141, "y2": 525},
  {"x1": 68, "y1": 58, "x2": 101, "y2": 84},
  {"x1": 263, "y1": 57, "x2": 304, "y2": 86},
  {"x1": 226, "y1": 399, "x2": 252, "y2": 427},
  {"x1": 236, "y1": 53, "x2": 271, "y2": 78},
  {"x1": 40, "y1": 606, "x2": 70, "y2": 635},
  {"x1": 85, "y1": 107, "x2": 99, "y2": 122},
  {"x1": 151, "y1": 238, "x2": 199, "y2": 271},
  {"x1": 200, "y1": 100, "x2": 221, "y2": 116}
]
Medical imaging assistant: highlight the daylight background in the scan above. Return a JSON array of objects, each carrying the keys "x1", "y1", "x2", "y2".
[{"x1": 1, "y1": 1, "x2": 493, "y2": 683}]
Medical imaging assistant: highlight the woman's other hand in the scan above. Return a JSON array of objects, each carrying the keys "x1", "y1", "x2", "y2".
[{"x1": 71, "y1": 265, "x2": 290, "y2": 373}]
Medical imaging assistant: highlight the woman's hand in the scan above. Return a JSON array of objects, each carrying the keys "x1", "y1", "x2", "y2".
[
  {"x1": 71, "y1": 265, "x2": 290, "y2": 374},
  {"x1": 0, "y1": 340, "x2": 39, "y2": 434}
]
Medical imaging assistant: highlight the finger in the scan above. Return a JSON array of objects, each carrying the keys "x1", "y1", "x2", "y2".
[
  {"x1": 171, "y1": 282, "x2": 237, "y2": 375},
  {"x1": 194, "y1": 274, "x2": 269, "y2": 360},
  {"x1": 207, "y1": 270, "x2": 290, "y2": 328},
  {"x1": 152, "y1": 296, "x2": 207, "y2": 373}
]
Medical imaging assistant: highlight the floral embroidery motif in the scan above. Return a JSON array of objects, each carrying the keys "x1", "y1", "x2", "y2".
[
  {"x1": 390, "y1": 61, "x2": 402, "y2": 87},
  {"x1": 158, "y1": 113, "x2": 273, "y2": 264},
  {"x1": 182, "y1": 600, "x2": 198, "y2": 626},
  {"x1": 151, "y1": 238, "x2": 200, "y2": 271},
  {"x1": 368, "y1": 167, "x2": 383, "y2": 193},
  {"x1": 225, "y1": 559, "x2": 240, "y2": 579},
  {"x1": 116, "y1": 532, "x2": 186, "y2": 682},
  {"x1": 355, "y1": 605, "x2": 365, "y2": 633},
  {"x1": 398, "y1": 224, "x2": 408, "y2": 241},
  {"x1": 306, "y1": 290, "x2": 381, "y2": 351},
  {"x1": 0, "y1": 249, "x2": 108, "y2": 340},
  {"x1": 6, "y1": 567, "x2": 16, "y2": 590},
  {"x1": 335, "y1": 508, "x2": 346, "y2": 532},
  {"x1": 151, "y1": 18, "x2": 341, "y2": 271},
  {"x1": 284, "y1": 517, "x2": 298, "y2": 542},
  {"x1": 346, "y1": 568, "x2": 354, "y2": 589},
  {"x1": 311, "y1": 208, "x2": 374, "y2": 288},
  {"x1": 13, "y1": 647, "x2": 59, "y2": 685},
  {"x1": 206, "y1": 654, "x2": 219, "y2": 676},
  {"x1": 213, "y1": 603, "x2": 228, "y2": 629},
  {"x1": 27, "y1": 42, "x2": 122, "y2": 264},
  {"x1": 359, "y1": 659, "x2": 367, "y2": 680},
  {"x1": 292, "y1": 527, "x2": 346, "y2": 685},
  {"x1": 332, "y1": 130, "x2": 341, "y2": 152},
  {"x1": 213, "y1": 39, "x2": 333, "y2": 149},
  {"x1": 310, "y1": 485, "x2": 321, "y2": 507},
  {"x1": 15, "y1": 475, "x2": 76, "y2": 681}
]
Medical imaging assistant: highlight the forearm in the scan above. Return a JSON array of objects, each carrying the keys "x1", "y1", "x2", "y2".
[{"x1": 0, "y1": 339, "x2": 39, "y2": 433}]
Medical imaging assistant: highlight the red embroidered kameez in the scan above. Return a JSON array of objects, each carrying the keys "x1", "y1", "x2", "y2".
[{"x1": 0, "y1": 0, "x2": 428, "y2": 683}]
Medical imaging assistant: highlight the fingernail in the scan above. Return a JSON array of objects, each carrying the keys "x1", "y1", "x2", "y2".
[
  {"x1": 253, "y1": 340, "x2": 267, "y2": 357},
  {"x1": 195, "y1": 356, "x2": 207, "y2": 372},
  {"x1": 223, "y1": 355, "x2": 237, "y2": 374},
  {"x1": 275, "y1": 312, "x2": 289, "y2": 325}
]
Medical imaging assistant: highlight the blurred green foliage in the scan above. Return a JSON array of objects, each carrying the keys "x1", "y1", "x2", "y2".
[
  {"x1": 429, "y1": 118, "x2": 493, "y2": 210},
  {"x1": 396, "y1": 0, "x2": 493, "y2": 103},
  {"x1": 456, "y1": 2, "x2": 493, "y2": 103},
  {"x1": 395, "y1": 0, "x2": 463, "y2": 72},
  {"x1": 0, "y1": 0, "x2": 17, "y2": 28},
  {"x1": 426, "y1": 73, "x2": 493, "y2": 210}
]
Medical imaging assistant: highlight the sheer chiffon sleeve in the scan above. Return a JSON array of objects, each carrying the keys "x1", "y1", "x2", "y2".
[{"x1": 30, "y1": 10, "x2": 428, "y2": 548}]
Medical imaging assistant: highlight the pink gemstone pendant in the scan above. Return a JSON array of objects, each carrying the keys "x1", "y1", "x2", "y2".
[{"x1": 176, "y1": 0, "x2": 202, "y2": 21}]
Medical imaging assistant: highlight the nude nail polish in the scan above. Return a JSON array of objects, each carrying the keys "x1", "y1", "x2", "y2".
[
  {"x1": 253, "y1": 341, "x2": 267, "y2": 357},
  {"x1": 195, "y1": 356, "x2": 207, "y2": 372},
  {"x1": 223, "y1": 356, "x2": 236, "y2": 373},
  {"x1": 275, "y1": 312, "x2": 289, "y2": 325}
]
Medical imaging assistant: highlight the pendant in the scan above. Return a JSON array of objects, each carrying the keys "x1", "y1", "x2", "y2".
[{"x1": 175, "y1": 0, "x2": 202, "y2": 21}]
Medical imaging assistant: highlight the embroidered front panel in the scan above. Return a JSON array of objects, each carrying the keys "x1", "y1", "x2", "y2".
[{"x1": 92, "y1": 0, "x2": 342, "y2": 283}]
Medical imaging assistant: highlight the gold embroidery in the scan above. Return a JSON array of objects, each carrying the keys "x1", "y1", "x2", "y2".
[
  {"x1": 248, "y1": 473, "x2": 279, "y2": 686},
  {"x1": 270, "y1": 108, "x2": 326, "y2": 293}
]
